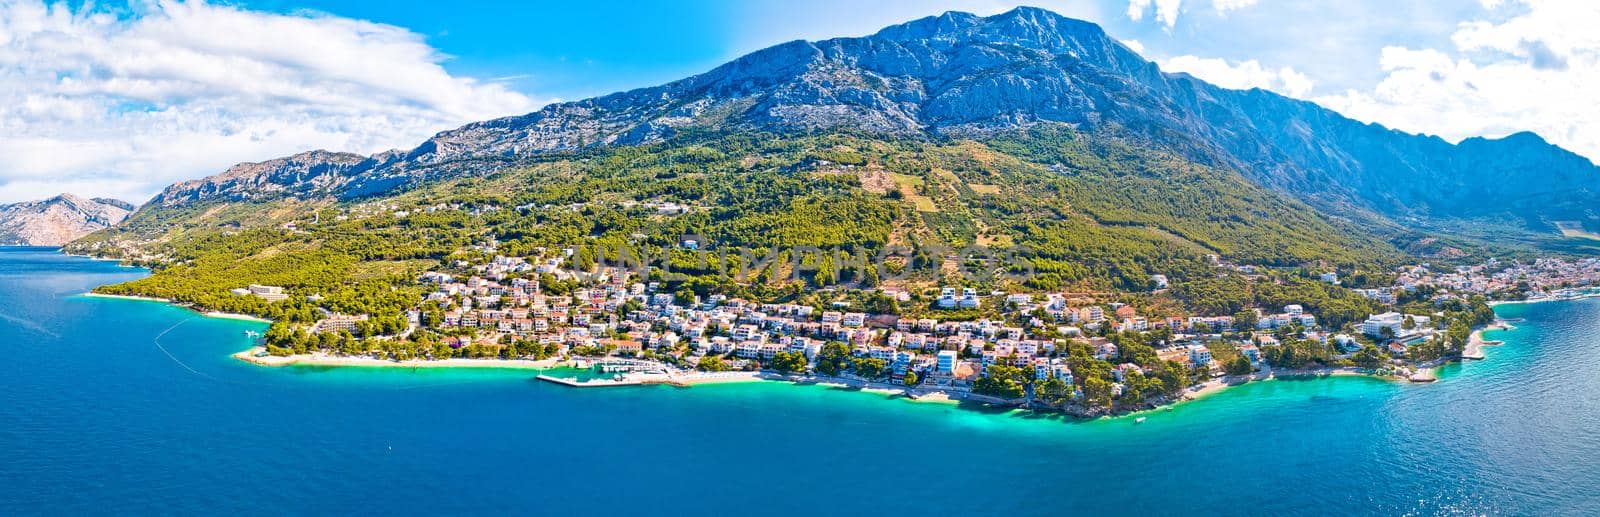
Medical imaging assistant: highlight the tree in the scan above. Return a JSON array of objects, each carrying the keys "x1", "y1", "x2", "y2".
[
  {"x1": 1233, "y1": 310, "x2": 1259, "y2": 332},
  {"x1": 1351, "y1": 345, "x2": 1382, "y2": 368},
  {"x1": 1036, "y1": 377, "x2": 1073, "y2": 405},
  {"x1": 618, "y1": 299, "x2": 643, "y2": 319},
  {"x1": 699, "y1": 355, "x2": 731, "y2": 372},
  {"x1": 769, "y1": 350, "x2": 808, "y2": 374},
  {"x1": 902, "y1": 371, "x2": 920, "y2": 387},
  {"x1": 815, "y1": 341, "x2": 851, "y2": 377},
  {"x1": 973, "y1": 364, "x2": 1028, "y2": 399},
  {"x1": 853, "y1": 357, "x2": 888, "y2": 380},
  {"x1": 1225, "y1": 356, "x2": 1253, "y2": 376},
  {"x1": 1082, "y1": 376, "x2": 1114, "y2": 408}
]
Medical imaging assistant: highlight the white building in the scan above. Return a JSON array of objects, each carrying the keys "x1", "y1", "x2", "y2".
[
  {"x1": 1361, "y1": 312, "x2": 1406, "y2": 338},
  {"x1": 246, "y1": 284, "x2": 288, "y2": 302}
]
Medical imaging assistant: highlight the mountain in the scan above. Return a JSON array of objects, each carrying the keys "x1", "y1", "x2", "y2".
[
  {"x1": 0, "y1": 194, "x2": 134, "y2": 246},
  {"x1": 83, "y1": 6, "x2": 1584, "y2": 318},
  {"x1": 137, "y1": 6, "x2": 1599, "y2": 242}
]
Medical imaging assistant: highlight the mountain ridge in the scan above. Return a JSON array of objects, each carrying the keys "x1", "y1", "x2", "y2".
[
  {"x1": 117, "y1": 6, "x2": 1598, "y2": 249},
  {"x1": 1, "y1": 194, "x2": 134, "y2": 246}
]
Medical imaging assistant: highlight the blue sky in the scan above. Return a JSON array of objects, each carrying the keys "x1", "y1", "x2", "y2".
[
  {"x1": 0, "y1": 1, "x2": 1594, "y2": 203},
  {"x1": 220, "y1": 0, "x2": 1493, "y2": 100}
]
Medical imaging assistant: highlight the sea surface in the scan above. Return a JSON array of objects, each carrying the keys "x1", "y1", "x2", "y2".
[{"x1": 2, "y1": 247, "x2": 1599, "y2": 515}]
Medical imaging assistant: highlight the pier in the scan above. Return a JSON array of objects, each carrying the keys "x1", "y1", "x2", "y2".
[{"x1": 535, "y1": 374, "x2": 645, "y2": 387}]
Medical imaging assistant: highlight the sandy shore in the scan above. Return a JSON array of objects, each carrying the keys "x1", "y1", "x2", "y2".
[
  {"x1": 904, "y1": 391, "x2": 959, "y2": 405},
  {"x1": 232, "y1": 347, "x2": 561, "y2": 369},
  {"x1": 1464, "y1": 321, "x2": 1513, "y2": 359},
  {"x1": 81, "y1": 292, "x2": 170, "y2": 303},
  {"x1": 1183, "y1": 379, "x2": 1236, "y2": 401},
  {"x1": 203, "y1": 311, "x2": 272, "y2": 323},
  {"x1": 233, "y1": 350, "x2": 771, "y2": 382},
  {"x1": 83, "y1": 292, "x2": 274, "y2": 324}
]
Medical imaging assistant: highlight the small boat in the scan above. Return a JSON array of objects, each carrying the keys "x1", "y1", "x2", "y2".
[{"x1": 1135, "y1": 417, "x2": 1147, "y2": 424}]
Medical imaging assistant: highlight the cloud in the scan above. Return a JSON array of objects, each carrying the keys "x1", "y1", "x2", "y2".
[
  {"x1": 0, "y1": 0, "x2": 539, "y2": 204},
  {"x1": 1159, "y1": 55, "x2": 1315, "y2": 97},
  {"x1": 1316, "y1": 0, "x2": 1600, "y2": 162},
  {"x1": 1126, "y1": 0, "x2": 1183, "y2": 27},
  {"x1": 1125, "y1": 0, "x2": 1259, "y2": 27},
  {"x1": 1210, "y1": 0, "x2": 1261, "y2": 14}
]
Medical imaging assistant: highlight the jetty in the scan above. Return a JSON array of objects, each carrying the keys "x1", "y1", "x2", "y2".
[{"x1": 535, "y1": 374, "x2": 644, "y2": 387}]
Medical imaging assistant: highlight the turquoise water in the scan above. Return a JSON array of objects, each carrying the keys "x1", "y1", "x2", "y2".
[{"x1": 3, "y1": 247, "x2": 1599, "y2": 515}]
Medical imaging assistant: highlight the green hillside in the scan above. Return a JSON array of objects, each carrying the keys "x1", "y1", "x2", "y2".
[{"x1": 74, "y1": 127, "x2": 1404, "y2": 321}]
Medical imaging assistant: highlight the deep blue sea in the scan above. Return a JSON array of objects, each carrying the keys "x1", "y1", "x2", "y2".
[{"x1": 3, "y1": 247, "x2": 1599, "y2": 515}]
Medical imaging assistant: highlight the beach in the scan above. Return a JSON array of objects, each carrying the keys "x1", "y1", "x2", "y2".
[
  {"x1": 203, "y1": 311, "x2": 272, "y2": 323},
  {"x1": 233, "y1": 347, "x2": 560, "y2": 369},
  {"x1": 83, "y1": 292, "x2": 274, "y2": 324},
  {"x1": 1168, "y1": 366, "x2": 1406, "y2": 411},
  {"x1": 1464, "y1": 321, "x2": 1513, "y2": 359},
  {"x1": 81, "y1": 292, "x2": 170, "y2": 303}
]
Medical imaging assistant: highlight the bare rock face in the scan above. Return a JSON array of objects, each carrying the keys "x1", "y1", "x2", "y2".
[
  {"x1": 149, "y1": 150, "x2": 375, "y2": 207},
  {"x1": 0, "y1": 194, "x2": 135, "y2": 246},
  {"x1": 142, "y1": 6, "x2": 1600, "y2": 222}
]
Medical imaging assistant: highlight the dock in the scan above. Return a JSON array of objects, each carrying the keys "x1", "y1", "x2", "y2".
[{"x1": 535, "y1": 374, "x2": 644, "y2": 387}]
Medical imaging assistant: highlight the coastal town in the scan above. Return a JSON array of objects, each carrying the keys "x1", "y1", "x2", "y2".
[{"x1": 229, "y1": 243, "x2": 1600, "y2": 416}]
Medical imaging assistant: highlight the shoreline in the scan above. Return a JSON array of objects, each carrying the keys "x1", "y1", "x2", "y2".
[
  {"x1": 226, "y1": 350, "x2": 965, "y2": 403},
  {"x1": 229, "y1": 348, "x2": 1450, "y2": 419},
  {"x1": 203, "y1": 311, "x2": 272, "y2": 323},
  {"x1": 81, "y1": 292, "x2": 170, "y2": 303},
  {"x1": 1160, "y1": 367, "x2": 1400, "y2": 410},
  {"x1": 1488, "y1": 290, "x2": 1600, "y2": 307},
  {"x1": 60, "y1": 250, "x2": 1544, "y2": 421},
  {"x1": 232, "y1": 347, "x2": 561, "y2": 370},
  {"x1": 82, "y1": 292, "x2": 274, "y2": 324},
  {"x1": 1464, "y1": 320, "x2": 1513, "y2": 360}
]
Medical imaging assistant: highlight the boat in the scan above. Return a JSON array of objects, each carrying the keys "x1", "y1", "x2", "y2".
[{"x1": 1135, "y1": 417, "x2": 1147, "y2": 424}]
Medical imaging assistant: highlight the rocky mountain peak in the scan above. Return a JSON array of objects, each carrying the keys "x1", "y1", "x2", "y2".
[
  {"x1": 136, "y1": 6, "x2": 1600, "y2": 226},
  {"x1": 1, "y1": 195, "x2": 134, "y2": 246}
]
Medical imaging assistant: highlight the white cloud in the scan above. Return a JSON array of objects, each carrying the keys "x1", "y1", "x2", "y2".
[
  {"x1": 1125, "y1": 0, "x2": 1259, "y2": 27},
  {"x1": 1316, "y1": 0, "x2": 1600, "y2": 161},
  {"x1": 1211, "y1": 0, "x2": 1261, "y2": 14},
  {"x1": 1120, "y1": 39, "x2": 1146, "y2": 54},
  {"x1": 1159, "y1": 55, "x2": 1315, "y2": 97},
  {"x1": 1126, "y1": 0, "x2": 1183, "y2": 27},
  {"x1": 0, "y1": 0, "x2": 539, "y2": 204}
]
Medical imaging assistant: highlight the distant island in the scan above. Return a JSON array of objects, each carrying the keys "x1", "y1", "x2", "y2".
[{"x1": 60, "y1": 7, "x2": 1600, "y2": 418}]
